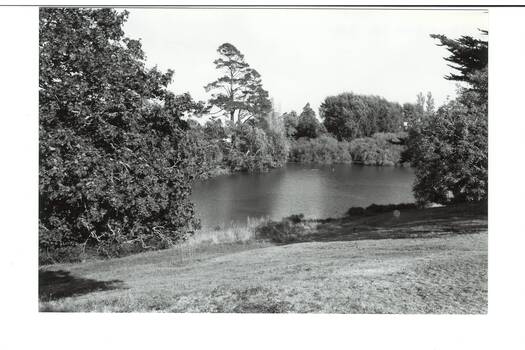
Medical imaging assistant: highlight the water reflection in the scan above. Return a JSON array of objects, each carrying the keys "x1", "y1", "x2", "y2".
[
  {"x1": 270, "y1": 167, "x2": 327, "y2": 220},
  {"x1": 191, "y1": 163, "x2": 415, "y2": 229}
]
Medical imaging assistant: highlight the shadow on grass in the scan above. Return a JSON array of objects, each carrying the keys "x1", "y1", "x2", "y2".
[
  {"x1": 304, "y1": 219, "x2": 488, "y2": 243},
  {"x1": 257, "y1": 201, "x2": 488, "y2": 245},
  {"x1": 39, "y1": 269, "x2": 126, "y2": 302}
]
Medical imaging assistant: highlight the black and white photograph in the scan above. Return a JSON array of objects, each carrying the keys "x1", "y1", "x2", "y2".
[
  {"x1": 36, "y1": 6, "x2": 489, "y2": 313},
  {"x1": 2, "y1": 2, "x2": 525, "y2": 349}
]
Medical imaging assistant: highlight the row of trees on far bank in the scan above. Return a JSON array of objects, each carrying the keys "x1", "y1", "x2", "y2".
[
  {"x1": 197, "y1": 40, "x2": 439, "y2": 171},
  {"x1": 39, "y1": 7, "x2": 488, "y2": 262}
]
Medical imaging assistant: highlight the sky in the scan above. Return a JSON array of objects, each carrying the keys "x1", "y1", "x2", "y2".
[{"x1": 123, "y1": 8, "x2": 488, "y2": 116}]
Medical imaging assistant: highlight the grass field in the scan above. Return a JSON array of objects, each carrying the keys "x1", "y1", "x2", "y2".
[{"x1": 39, "y1": 202, "x2": 487, "y2": 313}]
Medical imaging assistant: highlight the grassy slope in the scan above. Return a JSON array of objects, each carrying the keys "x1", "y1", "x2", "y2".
[{"x1": 39, "y1": 203, "x2": 487, "y2": 313}]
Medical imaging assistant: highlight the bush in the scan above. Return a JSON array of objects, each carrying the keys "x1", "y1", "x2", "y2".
[
  {"x1": 348, "y1": 132, "x2": 406, "y2": 166},
  {"x1": 255, "y1": 214, "x2": 309, "y2": 243},
  {"x1": 223, "y1": 112, "x2": 290, "y2": 173},
  {"x1": 289, "y1": 135, "x2": 352, "y2": 164},
  {"x1": 346, "y1": 203, "x2": 417, "y2": 218},
  {"x1": 39, "y1": 9, "x2": 205, "y2": 262}
]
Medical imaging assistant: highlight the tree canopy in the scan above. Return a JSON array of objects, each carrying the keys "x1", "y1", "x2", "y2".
[
  {"x1": 295, "y1": 103, "x2": 324, "y2": 139},
  {"x1": 320, "y1": 93, "x2": 403, "y2": 141},
  {"x1": 406, "y1": 32, "x2": 488, "y2": 204},
  {"x1": 430, "y1": 31, "x2": 488, "y2": 85},
  {"x1": 205, "y1": 43, "x2": 272, "y2": 124},
  {"x1": 39, "y1": 8, "x2": 205, "y2": 261}
]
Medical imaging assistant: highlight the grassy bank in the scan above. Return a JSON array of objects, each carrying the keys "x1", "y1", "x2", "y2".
[{"x1": 39, "y1": 202, "x2": 487, "y2": 313}]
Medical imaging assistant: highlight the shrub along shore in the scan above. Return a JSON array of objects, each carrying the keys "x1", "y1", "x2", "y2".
[{"x1": 198, "y1": 131, "x2": 410, "y2": 181}]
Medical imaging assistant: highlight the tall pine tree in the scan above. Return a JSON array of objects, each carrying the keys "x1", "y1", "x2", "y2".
[{"x1": 205, "y1": 43, "x2": 272, "y2": 124}]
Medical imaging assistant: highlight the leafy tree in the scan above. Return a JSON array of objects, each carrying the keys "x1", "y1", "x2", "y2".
[
  {"x1": 408, "y1": 97, "x2": 487, "y2": 204},
  {"x1": 321, "y1": 93, "x2": 369, "y2": 141},
  {"x1": 224, "y1": 113, "x2": 289, "y2": 173},
  {"x1": 320, "y1": 93, "x2": 403, "y2": 141},
  {"x1": 205, "y1": 43, "x2": 272, "y2": 124},
  {"x1": 405, "y1": 32, "x2": 488, "y2": 204},
  {"x1": 296, "y1": 103, "x2": 323, "y2": 139},
  {"x1": 281, "y1": 111, "x2": 299, "y2": 139},
  {"x1": 416, "y1": 92, "x2": 426, "y2": 113},
  {"x1": 368, "y1": 96, "x2": 403, "y2": 134},
  {"x1": 402, "y1": 103, "x2": 418, "y2": 128},
  {"x1": 225, "y1": 124, "x2": 272, "y2": 172},
  {"x1": 39, "y1": 8, "x2": 205, "y2": 261},
  {"x1": 402, "y1": 92, "x2": 435, "y2": 129},
  {"x1": 430, "y1": 31, "x2": 488, "y2": 85}
]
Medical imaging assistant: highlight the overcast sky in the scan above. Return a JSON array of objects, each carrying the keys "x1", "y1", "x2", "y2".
[{"x1": 123, "y1": 8, "x2": 488, "y2": 116}]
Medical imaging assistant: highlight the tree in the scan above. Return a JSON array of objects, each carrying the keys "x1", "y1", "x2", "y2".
[
  {"x1": 203, "y1": 118, "x2": 227, "y2": 140},
  {"x1": 425, "y1": 91, "x2": 435, "y2": 114},
  {"x1": 39, "y1": 8, "x2": 205, "y2": 262},
  {"x1": 430, "y1": 31, "x2": 488, "y2": 85},
  {"x1": 403, "y1": 92, "x2": 434, "y2": 129},
  {"x1": 296, "y1": 103, "x2": 323, "y2": 139},
  {"x1": 402, "y1": 103, "x2": 418, "y2": 128},
  {"x1": 205, "y1": 43, "x2": 272, "y2": 124},
  {"x1": 320, "y1": 93, "x2": 403, "y2": 141},
  {"x1": 405, "y1": 32, "x2": 488, "y2": 205},
  {"x1": 408, "y1": 97, "x2": 487, "y2": 204},
  {"x1": 281, "y1": 111, "x2": 299, "y2": 139},
  {"x1": 416, "y1": 92, "x2": 426, "y2": 115}
]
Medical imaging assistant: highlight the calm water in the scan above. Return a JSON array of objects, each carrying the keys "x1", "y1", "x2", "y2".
[{"x1": 191, "y1": 163, "x2": 415, "y2": 229}]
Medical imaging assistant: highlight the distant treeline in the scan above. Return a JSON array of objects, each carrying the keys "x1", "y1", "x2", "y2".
[
  {"x1": 321, "y1": 93, "x2": 405, "y2": 140},
  {"x1": 189, "y1": 91, "x2": 422, "y2": 173}
]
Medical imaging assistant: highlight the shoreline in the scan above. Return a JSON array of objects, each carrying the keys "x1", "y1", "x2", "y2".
[
  {"x1": 199, "y1": 160, "x2": 412, "y2": 181},
  {"x1": 40, "y1": 200, "x2": 486, "y2": 267}
]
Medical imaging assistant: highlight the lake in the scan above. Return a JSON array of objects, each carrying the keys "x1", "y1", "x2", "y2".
[{"x1": 191, "y1": 163, "x2": 415, "y2": 229}]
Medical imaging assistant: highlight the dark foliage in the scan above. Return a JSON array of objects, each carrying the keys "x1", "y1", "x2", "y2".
[
  {"x1": 320, "y1": 93, "x2": 404, "y2": 141},
  {"x1": 430, "y1": 31, "x2": 488, "y2": 84},
  {"x1": 407, "y1": 98, "x2": 488, "y2": 204},
  {"x1": 255, "y1": 214, "x2": 308, "y2": 244},
  {"x1": 39, "y1": 8, "x2": 206, "y2": 261},
  {"x1": 346, "y1": 203, "x2": 417, "y2": 218},
  {"x1": 295, "y1": 103, "x2": 325, "y2": 139}
]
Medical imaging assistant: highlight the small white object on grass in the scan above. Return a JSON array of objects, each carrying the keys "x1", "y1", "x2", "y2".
[{"x1": 393, "y1": 209, "x2": 401, "y2": 219}]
